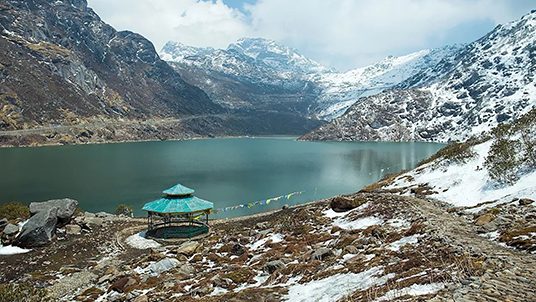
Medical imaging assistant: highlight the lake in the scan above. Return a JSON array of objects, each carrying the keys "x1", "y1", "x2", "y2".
[{"x1": 0, "y1": 137, "x2": 443, "y2": 218}]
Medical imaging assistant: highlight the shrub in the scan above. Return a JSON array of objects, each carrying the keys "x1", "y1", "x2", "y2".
[
  {"x1": 115, "y1": 204, "x2": 133, "y2": 217},
  {"x1": 0, "y1": 202, "x2": 30, "y2": 221},
  {"x1": 484, "y1": 108, "x2": 536, "y2": 184},
  {"x1": 521, "y1": 129, "x2": 536, "y2": 168},
  {"x1": 0, "y1": 283, "x2": 51, "y2": 302},
  {"x1": 418, "y1": 139, "x2": 481, "y2": 166},
  {"x1": 484, "y1": 138, "x2": 521, "y2": 184}
]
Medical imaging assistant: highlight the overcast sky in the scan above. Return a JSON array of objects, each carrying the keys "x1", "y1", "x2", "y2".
[{"x1": 87, "y1": 0, "x2": 535, "y2": 71}]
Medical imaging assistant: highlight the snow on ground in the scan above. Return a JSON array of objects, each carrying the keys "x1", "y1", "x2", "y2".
[
  {"x1": 387, "y1": 218, "x2": 411, "y2": 229},
  {"x1": 388, "y1": 234, "x2": 422, "y2": 251},
  {"x1": 235, "y1": 272, "x2": 270, "y2": 292},
  {"x1": 374, "y1": 283, "x2": 446, "y2": 301},
  {"x1": 247, "y1": 233, "x2": 285, "y2": 250},
  {"x1": 388, "y1": 140, "x2": 536, "y2": 207},
  {"x1": 323, "y1": 202, "x2": 371, "y2": 219},
  {"x1": 334, "y1": 216, "x2": 383, "y2": 231},
  {"x1": 323, "y1": 208, "x2": 349, "y2": 218},
  {"x1": 18, "y1": 219, "x2": 29, "y2": 229},
  {"x1": 125, "y1": 231, "x2": 161, "y2": 249},
  {"x1": 0, "y1": 245, "x2": 31, "y2": 255},
  {"x1": 285, "y1": 266, "x2": 394, "y2": 302},
  {"x1": 270, "y1": 233, "x2": 284, "y2": 244},
  {"x1": 480, "y1": 231, "x2": 500, "y2": 241}
]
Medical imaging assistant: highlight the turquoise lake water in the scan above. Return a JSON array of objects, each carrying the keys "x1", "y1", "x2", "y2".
[{"x1": 0, "y1": 137, "x2": 443, "y2": 218}]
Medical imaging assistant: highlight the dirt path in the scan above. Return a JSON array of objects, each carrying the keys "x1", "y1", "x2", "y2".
[{"x1": 407, "y1": 197, "x2": 536, "y2": 301}]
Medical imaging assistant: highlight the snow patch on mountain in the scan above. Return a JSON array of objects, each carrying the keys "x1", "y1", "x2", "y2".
[
  {"x1": 303, "y1": 11, "x2": 536, "y2": 141},
  {"x1": 160, "y1": 38, "x2": 458, "y2": 120},
  {"x1": 313, "y1": 46, "x2": 460, "y2": 120}
]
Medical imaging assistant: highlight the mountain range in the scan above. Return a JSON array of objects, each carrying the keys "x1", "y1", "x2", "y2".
[
  {"x1": 161, "y1": 38, "x2": 459, "y2": 121},
  {"x1": 0, "y1": 0, "x2": 321, "y2": 146},
  {"x1": 1, "y1": 0, "x2": 534, "y2": 146},
  {"x1": 302, "y1": 11, "x2": 536, "y2": 142}
]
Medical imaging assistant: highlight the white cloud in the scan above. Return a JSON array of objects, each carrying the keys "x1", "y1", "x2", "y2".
[
  {"x1": 245, "y1": 0, "x2": 532, "y2": 68},
  {"x1": 87, "y1": 0, "x2": 534, "y2": 70},
  {"x1": 88, "y1": 0, "x2": 251, "y2": 49}
]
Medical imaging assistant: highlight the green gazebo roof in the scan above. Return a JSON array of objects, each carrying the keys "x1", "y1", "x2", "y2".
[
  {"x1": 143, "y1": 196, "x2": 214, "y2": 214},
  {"x1": 162, "y1": 184, "x2": 195, "y2": 196}
]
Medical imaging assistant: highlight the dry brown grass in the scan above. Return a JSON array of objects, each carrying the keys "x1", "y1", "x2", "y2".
[
  {"x1": 221, "y1": 267, "x2": 255, "y2": 284},
  {"x1": 26, "y1": 41, "x2": 72, "y2": 58}
]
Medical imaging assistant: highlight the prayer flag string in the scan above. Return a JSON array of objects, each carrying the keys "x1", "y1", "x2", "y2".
[{"x1": 211, "y1": 191, "x2": 303, "y2": 214}]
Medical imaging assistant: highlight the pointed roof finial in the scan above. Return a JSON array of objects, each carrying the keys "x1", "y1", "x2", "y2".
[{"x1": 162, "y1": 184, "x2": 195, "y2": 197}]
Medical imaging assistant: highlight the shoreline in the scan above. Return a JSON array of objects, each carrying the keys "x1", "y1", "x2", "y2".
[
  {"x1": 0, "y1": 134, "x2": 302, "y2": 149},
  {"x1": 0, "y1": 133, "x2": 445, "y2": 149}
]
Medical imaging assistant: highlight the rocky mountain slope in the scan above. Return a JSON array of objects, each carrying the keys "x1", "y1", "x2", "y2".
[
  {"x1": 162, "y1": 38, "x2": 326, "y2": 116},
  {"x1": 311, "y1": 46, "x2": 460, "y2": 120},
  {"x1": 0, "y1": 0, "x2": 221, "y2": 131},
  {"x1": 360, "y1": 108, "x2": 536, "y2": 256},
  {"x1": 161, "y1": 39, "x2": 457, "y2": 121},
  {"x1": 302, "y1": 11, "x2": 536, "y2": 142},
  {"x1": 369, "y1": 108, "x2": 536, "y2": 205}
]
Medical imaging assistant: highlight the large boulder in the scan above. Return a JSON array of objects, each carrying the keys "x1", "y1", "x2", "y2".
[
  {"x1": 519, "y1": 198, "x2": 534, "y2": 206},
  {"x1": 14, "y1": 207, "x2": 58, "y2": 248},
  {"x1": 176, "y1": 241, "x2": 200, "y2": 256},
  {"x1": 2, "y1": 223, "x2": 19, "y2": 236},
  {"x1": 29, "y1": 198, "x2": 78, "y2": 225},
  {"x1": 147, "y1": 258, "x2": 180, "y2": 275},
  {"x1": 264, "y1": 260, "x2": 285, "y2": 274},
  {"x1": 330, "y1": 196, "x2": 366, "y2": 212},
  {"x1": 109, "y1": 276, "x2": 138, "y2": 293},
  {"x1": 474, "y1": 213, "x2": 495, "y2": 226}
]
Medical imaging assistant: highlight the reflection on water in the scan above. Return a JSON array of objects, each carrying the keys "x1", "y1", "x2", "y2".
[{"x1": 0, "y1": 138, "x2": 443, "y2": 218}]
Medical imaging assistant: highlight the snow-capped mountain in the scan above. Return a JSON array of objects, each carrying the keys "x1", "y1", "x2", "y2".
[
  {"x1": 162, "y1": 38, "x2": 328, "y2": 85},
  {"x1": 161, "y1": 38, "x2": 457, "y2": 120},
  {"x1": 302, "y1": 11, "x2": 536, "y2": 142},
  {"x1": 228, "y1": 38, "x2": 330, "y2": 75},
  {"x1": 312, "y1": 46, "x2": 460, "y2": 120},
  {"x1": 161, "y1": 38, "x2": 324, "y2": 112}
]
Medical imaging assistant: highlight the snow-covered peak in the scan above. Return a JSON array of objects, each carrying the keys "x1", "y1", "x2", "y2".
[
  {"x1": 160, "y1": 41, "x2": 215, "y2": 62},
  {"x1": 228, "y1": 37, "x2": 330, "y2": 74},
  {"x1": 313, "y1": 45, "x2": 461, "y2": 120},
  {"x1": 161, "y1": 37, "x2": 331, "y2": 77}
]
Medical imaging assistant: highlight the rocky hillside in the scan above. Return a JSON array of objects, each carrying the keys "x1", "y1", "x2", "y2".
[
  {"x1": 2, "y1": 192, "x2": 536, "y2": 301},
  {"x1": 162, "y1": 39, "x2": 457, "y2": 122},
  {"x1": 302, "y1": 11, "x2": 536, "y2": 142},
  {"x1": 0, "y1": 0, "x2": 222, "y2": 132},
  {"x1": 360, "y1": 108, "x2": 536, "y2": 254},
  {"x1": 311, "y1": 46, "x2": 459, "y2": 120}
]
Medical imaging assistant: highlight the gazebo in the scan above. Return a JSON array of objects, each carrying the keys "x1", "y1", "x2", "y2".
[{"x1": 143, "y1": 184, "x2": 214, "y2": 239}]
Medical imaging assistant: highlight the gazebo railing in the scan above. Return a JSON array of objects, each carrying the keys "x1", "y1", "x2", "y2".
[{"x1": 146, "y1": 211, "x2": 210, "y2": 239}]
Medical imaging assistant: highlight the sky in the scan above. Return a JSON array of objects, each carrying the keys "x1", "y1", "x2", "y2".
[{"x1": 86, "y1": 0, "x2": 535, "y2": 71}]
